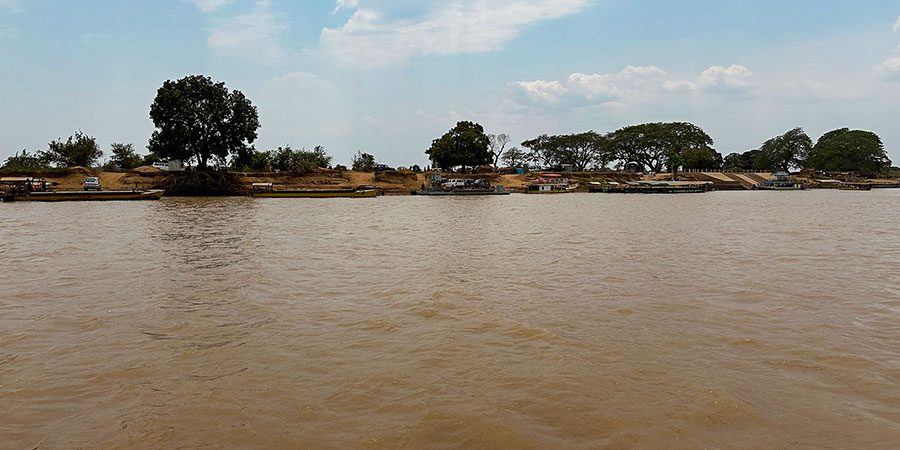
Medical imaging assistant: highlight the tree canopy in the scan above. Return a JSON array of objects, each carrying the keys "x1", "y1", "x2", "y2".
[
  {"x1": 806, "y1": 128, "x2": 890, "y2": 175},
  {"x1": 3, "y1": 150, "x2": 51, "y2": 170},
  {"x1": 722, "y1": 149, "x2": 760, "y2": 170},
  {"x1": 148, "y1": 75, "x2": 260, "y2": 169},
  {"x1": 753, "y1": 127, "x2": 811, "y2": 171},
  {"x1": 109, "y1": 143, "x2": 143, "y2": 170},
  {"x1": 521, "y1": 131, "x2": 613, "y2": 171},
  {"x1": 42, "y1": 131, "x2": 103, "y2": 168},
  {"x1": 426, "y1": 121, "x2": 491, "y2": 171},
  {"x1": 269, "y1": 145, "x2": 332, "y2": 173},
  {"x1": 607, "y1": 122, "x2": 714, "y2": 173},
  {"x1": 352, "y1": 151, "x2": 376, "y2": 172}
]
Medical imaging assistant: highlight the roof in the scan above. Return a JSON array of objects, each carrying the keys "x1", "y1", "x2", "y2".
[
  {"x1": 773, "y1": 172, "x2": 791, "y2": 176},
  {"x1": 541, "y1": 174, "x2": 562, "y2": 177}
]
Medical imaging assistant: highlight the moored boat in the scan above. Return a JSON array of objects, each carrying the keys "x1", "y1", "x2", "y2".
[
  {"x1": 838, "y1": 182, "x2": 873, "y2": 191},
  {"x1": 4, "y1": 189, "x2": 165, "y2": 202},
  {"x1": 589, "y1": 180, "x2": 711, "y2": 194},
  {"x1": 411, "y1": 175, "x2": 509, "y2": 196},
  {"x1": 251, "y1": 183, "x2": 378, "y2": 198},
  {"x1": 1, "y1": 177, "x2": 165, "y2": 202},
  {"x1": 524, "y1": 174, "x2": 576, "y2": 194},
  {"x1": 757, "y1": 173, "x2": 805, "y2": 190}
]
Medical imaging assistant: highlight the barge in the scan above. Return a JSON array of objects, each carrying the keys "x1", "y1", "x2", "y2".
[
  {"x1": 411, "y1": 175, "x2": 509, "y2": 196},
  {"x1": 1, "y1": 177, "x2": 165, "y2": 202}
]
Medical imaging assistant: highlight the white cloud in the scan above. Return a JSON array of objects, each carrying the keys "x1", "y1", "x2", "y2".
[
  {"x1": 206, "y1": 0, "x2": 288, "y2": 64},
  {"x1": 515, "y1": 64, "x2": 756, "y2": 107},
  {"x1": 567, "y1": 65, "x2": 667, "y2": 100},
  {"x1": 664, "y1": 64, "x2": 755, "y2": 94},
  {"x1": 515, "y1": 80, "x2": 568, "y2": 103},
  {"x1": 321, "y1": 0, "x2": 589, "y2": 66},
  {"x1": 893, "y1": 16, "x2": 900, "y2": 32},
  {"x1": 185, "y1": 0, "x2": 231, "y2": 13},
  {"x1": 332, "y1": 0, "x2": 359, "y2": 14},
  {"x1": 876, "y1": 47, "x2": 900, "y2": 80}
]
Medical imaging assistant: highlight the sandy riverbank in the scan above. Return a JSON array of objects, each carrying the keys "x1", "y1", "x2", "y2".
[{"x1": 2, "y1": 167, "x2": 643, "y2": 194}]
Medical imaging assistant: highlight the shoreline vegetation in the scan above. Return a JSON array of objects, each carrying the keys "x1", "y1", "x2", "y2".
[
  {"x1": 2, "y1": 165, "x2": 897, "y2": 197},
  {"x1": 3, "y1": 75, "x2": 898, "y2": 196}
]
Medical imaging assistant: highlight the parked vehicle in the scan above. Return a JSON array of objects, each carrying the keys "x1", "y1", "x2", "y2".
[
  {"x1": 83, "y1": 177, "x2": 101, "y2": 191},
  {"x1": 374, "y1": 163, "x2": 394, "y2": 172}
]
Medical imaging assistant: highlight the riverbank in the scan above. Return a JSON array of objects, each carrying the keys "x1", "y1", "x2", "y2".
[{"x1": 1, "y1": 167, "x2": 643, "y2": 195}]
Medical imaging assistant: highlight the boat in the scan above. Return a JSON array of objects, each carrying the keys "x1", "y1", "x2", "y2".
[
  {"x1": 410, "y1": 175, "x2": 509, "y2": 196},
  {"x1": 524, "y1": 174, "x2": 577, "y2": 194},
  {"x1": 589, "y1": 180, "x2": 711, "y2": 194},
  {"x1": 838, "y1": 182, "x2": 873, "y2": 191},
  {"x1": 757, "y1": 173, "x2": 805, "y2": 190},
  {"x1": 1, "y1": 177, "x2": 165, "y2": 202},
  {"x1": 250, "y1": 183, "x2": 379, "y2": 198}
]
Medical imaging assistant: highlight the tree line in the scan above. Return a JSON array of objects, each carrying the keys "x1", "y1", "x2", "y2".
[
  {"x1": 426, "y1": 121, "x2": 893, "y2": 176},
  {"x1": 2, "y1": 74, "x2": 894, "y2": 177}
]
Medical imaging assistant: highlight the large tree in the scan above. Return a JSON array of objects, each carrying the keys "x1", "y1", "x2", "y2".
[
  {"x1": 426, "y1": 121, "x2": 491, "y2": 171},
  {"x1": 806, "y1": 128, "x2": 890, "y2": 175},
  {"x1": 44, "y1": 131, "x2": 103, "y2": 167},
  {"x1": 608, "y1": 122, "x2": 714, "y2": 173},
  {"x1": 148, "y1": 75, "x2": 260, "y2": 169},
  {"x1": 520, "y1": 131, "x2": 613, "y2": 171},
  {"x1": 753, "y1": 127, "x2": 811, "y2": 171}
]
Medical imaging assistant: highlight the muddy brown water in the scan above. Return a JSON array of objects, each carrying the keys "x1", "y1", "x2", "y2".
[{"x1": 1, "y1": 191, "x2": 899, "y2": 449}]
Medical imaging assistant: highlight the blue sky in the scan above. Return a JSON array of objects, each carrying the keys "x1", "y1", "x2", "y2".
[{"x1": 2, "y1": 0, "x2": 900, "y2": 167}]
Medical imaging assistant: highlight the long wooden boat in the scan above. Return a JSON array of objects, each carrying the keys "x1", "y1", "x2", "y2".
[
  {"x1": 838, "y1": 182, "x2": 873, "y2": 191},
  {"x1": 589, "y1": 181, "x2": 711, "y2": 194},
  {"x1": 2, "y1": 189, "x2": 165, "y2": 202},
  {"x1": 251, "y1": 183, "x2": 378, "y2": 198}
]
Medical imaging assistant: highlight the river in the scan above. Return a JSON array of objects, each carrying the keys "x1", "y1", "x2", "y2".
[{"x1": 1, "y1": 190, "x2": 899, "y2": 449}]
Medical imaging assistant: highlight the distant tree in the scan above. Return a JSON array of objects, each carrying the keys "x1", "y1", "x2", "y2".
[
  {"x1": 487, "y1": 133, "x2": 510, "y2": 169},
  {"x1": 43, "y1": 131, "x2": 103, "y2": 167},
  {"x1": 351, "y1": 151, "x2": 376, "y2": 172},
  {"x1": 753, "y1": 128, "x2": 811, "y2": 171},
  {"x1": 108, "y1": 143, "x2": 143, "y2": 170},
  {"x1": 141, "y1": 152, "x2": 162, "y2": 167},
  {"x1": 269, "y1": 145, "x2": 332, "y2": 173},
  {"x1": 723, "y1": 150, "x2": 760, "y2": 170},
  {"x1": 682, "y1": 146, "x2": 723, "y2": 170},
  {"x1": 522, "y1": 131, "x2": 613, "y2": 171},
  {"x1": 230, "y1": 149, "x2": 271, "y2": 171},
  {"x1": 426, "y1": 121, "x2": 491, "y2": 171},
  {"x1": 500, "y1": 146, "x2": 529, "y2": 168},
  {"x1": 308, "y1": 145, "x2": 333, "y2": 168},
  {"x1": 520, "y1": 134, "x2": 557, "y2": 167},
  {"x1": 2, "y1": 149, "x2": 51, "y2": 170},
  {"x1": 148, "y1": 75, "x2": 260, "y2": 170},
  {"x1": 806, "y1": 128, "x2": 890, "y2": 175},
  {"x1": 607, "y1": 122, "x2": 713, "y2": 173}
]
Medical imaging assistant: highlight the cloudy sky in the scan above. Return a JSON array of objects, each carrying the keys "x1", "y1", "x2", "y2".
[{"x1": 1, "y1": 0, "x2": 899, "y2": 167}]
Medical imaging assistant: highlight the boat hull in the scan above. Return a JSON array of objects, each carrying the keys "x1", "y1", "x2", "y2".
[
  {"x1": 6, "y1": 190, "x2": 165, "y2": 202},
  {"x1": 252, "y1": 189, "x2": 378, "y2": 198},
  {"x1": 757, "y1": 185, "x2": 804, "y2": 190},
  {"x1": 411, "y1": 190, "x2": 509, "y2": 196}
]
